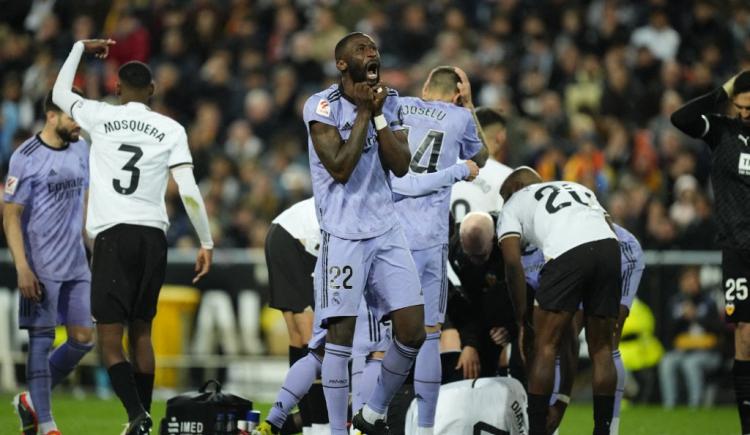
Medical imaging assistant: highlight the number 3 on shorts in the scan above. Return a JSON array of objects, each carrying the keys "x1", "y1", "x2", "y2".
[{"x1": 726, "y1": 277, "x2": 749, "y2": 301}]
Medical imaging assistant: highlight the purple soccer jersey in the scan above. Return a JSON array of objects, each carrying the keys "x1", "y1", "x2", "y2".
[
  {"x1": 394, "y1": 97, "x2": 482, "y2": 250},
  {"x1": 4, "y1": 135, "x2": 90, "y2": 282},
  {"x1": 304, "y1": 84, "x2": 405, "y2": 240}
]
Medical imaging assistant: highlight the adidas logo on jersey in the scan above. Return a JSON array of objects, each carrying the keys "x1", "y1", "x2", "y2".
[
  {"x1": 49, "y1": 168, "x2": 57, "y2": 177},
  {"x1": 342, "y1": 122, "x2": 353, "y2": 130}
]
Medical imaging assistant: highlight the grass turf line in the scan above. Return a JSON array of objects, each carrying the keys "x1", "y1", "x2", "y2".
[{"x1": 0, "y1": 393, "x2": 740, "y2": 434}]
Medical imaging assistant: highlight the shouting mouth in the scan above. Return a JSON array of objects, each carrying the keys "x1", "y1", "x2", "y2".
[{"x1": 366, "y1": 61, "x2": 379, "y2": 84}]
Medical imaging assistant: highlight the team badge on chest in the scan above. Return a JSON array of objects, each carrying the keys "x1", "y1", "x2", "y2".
[{"x1": 739, "y1": 153, "x2": 750, "y2": 176}]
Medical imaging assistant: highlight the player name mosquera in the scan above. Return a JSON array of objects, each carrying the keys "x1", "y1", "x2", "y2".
[{"x1": 103, "y1": 119, "x2": 166, "y2": 142}]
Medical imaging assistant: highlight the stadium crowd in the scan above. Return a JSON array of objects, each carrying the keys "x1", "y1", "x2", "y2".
[
  {"x1": 0, "y1": 0, "x2": 749, "y2": 408},
  {"x1": 0, "y1": 0, "x2": 747, "y2": 251}
]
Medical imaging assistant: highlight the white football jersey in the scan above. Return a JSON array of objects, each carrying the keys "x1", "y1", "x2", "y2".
[
  {"x1": 272, "y1": 198, "x2": 321, "y2": 256},
  {"x1": 451, "y1": 158, "x2": 513, "y2": 222},
  {"x1": 498, "y1": 181, "x2": 616, "y2": 260},
  {"x1": 70, "y1": 99, "x2": 192, "y2": 237},
  {"x1": 405, "y1": 377, "x2": 528, "y2": 435}
]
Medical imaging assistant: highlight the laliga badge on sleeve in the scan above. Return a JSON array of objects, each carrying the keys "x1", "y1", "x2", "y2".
[
  {"x1": 726, "y1": 302, "x2": 736, "y2": 316},
  {"x1": 316, "y1": 99, "x2": 330, "y2": 117},
  {"x1": 5, "y1": 176, "x2": 18, "y2": 195}
]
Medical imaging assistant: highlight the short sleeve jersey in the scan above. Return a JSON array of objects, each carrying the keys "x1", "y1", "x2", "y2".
[
  {"x1": 699, "y1": 114, "x2": 750, "y2": 248},
  {"x1": 394, "y1": 97, "x2": 483, "y2": 250},
  {"x1": 3, "y1": 135, "x2": 90, "y2": 281},
  {"x1": 498, "y1": 181, "x2": 616, "y2": 259},
  {"x1": 451, "y1": 158, "x2": 513, "y2": 222},
  {"x1": 304, "y1": 84, "x2": 404, "y2": 239},
  {"x1": 272, "y1": 198, "x2": 321, "y2": 256},
  {"x1": 68, "y1": 99, "x2": 193, "y2": 237}
]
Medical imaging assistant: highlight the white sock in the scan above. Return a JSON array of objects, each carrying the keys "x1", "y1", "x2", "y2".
[
  {"x1": 39, "y1": 420, "x2": 58, "y2": 434},
  {"x1": 610, "y1": 416, "x2": 620, "y2": 435},
  {"x1": 417, "y1": 426, "x2": 434, "y2": 435},
  {"x1": 362, "y1": 404, "x2": 386, "y2": 423}
]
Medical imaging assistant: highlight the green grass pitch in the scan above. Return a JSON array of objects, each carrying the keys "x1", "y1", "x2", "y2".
[{"x1": 0, "y1": 393, "x2": 740, "y2": 434}]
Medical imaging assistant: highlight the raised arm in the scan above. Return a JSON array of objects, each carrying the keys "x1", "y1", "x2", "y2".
[
  {"x1": 392, "y1": 161, "x2": 477, "y2": 198},
  {"x1": 171, "y1": 166, "x2": 214, "y2": 283},
  {"x1": 455, "y1": 67, "x2": 489, "y2": 167},
  {"x1": 310, "y1": 83, "x2": 376, "y2": 183},
  {"x1": 670, "y1": 88, "x2": 728, "y2": 138},
  {"x1": 52, "y1": 39, "x2": 115, "y2": 117},
  {"x1": 373, "y1": 86, "x2": 410, "y2": 176},
  {"x1": 310, "y1": 119, "x2": 367, "y2": 183},
  {"x1": 670, "y1": 73, "x2": 741, "y2": 139}
]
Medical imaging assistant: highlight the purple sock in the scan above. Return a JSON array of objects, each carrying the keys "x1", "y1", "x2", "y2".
[
  {"x1": 28, "y1": 328, "x2": 55, "y2": 424},
  {"x1": 351, "y1": 356, "x2": 365, "y2": 414},
  {"x1": 550, "y1": 355, "x2": 561, "y2": 405},
  {"x1": 322, "y1": 343, "x2": 352, "y2": 434},
  {"x1": 49, "y1": 339, "x2": 93, "y2": 388},
  {"x1": 613, "y1": 349, "x2": 625, "y2": 422},
  {"x1": 415, "y1": 331, "x2": 441, "y2": 428},
  {"x1": 367, "y1": 339, "x2": 420, "y2": 415},
  {"x1": 267, "y1": 352, "x2": 322, "y2": 428},
  {"x1": 352, "y1": 356, "x2": 382, "y2": 414}
]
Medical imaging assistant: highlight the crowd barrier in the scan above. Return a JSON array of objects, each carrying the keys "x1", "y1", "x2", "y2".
[{"x1": 0, "y1": 249, "x2": 725, "y2": 401}]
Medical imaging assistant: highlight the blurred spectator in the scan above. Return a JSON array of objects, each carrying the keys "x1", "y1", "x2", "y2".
[
  {"x1": 630, "y1": 7, "x2": 680, "y2": 61},
  {"x1": 659, "y1": 266, "x2": 723, "y2": 408},
  {"x1": 0, "y1": 0, "x2": 742, "y2": 254}
]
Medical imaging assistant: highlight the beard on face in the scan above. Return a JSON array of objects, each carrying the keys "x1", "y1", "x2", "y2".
[
  {"x1": 347, "y1": 61, "x2": 368, "y2": 83},
  {"x1": 56, "y1": 125, "x2": 80, "y2": 143}
]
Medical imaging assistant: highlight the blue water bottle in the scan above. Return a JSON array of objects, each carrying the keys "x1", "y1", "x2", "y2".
[{"x1": 246, "y1": 410, "x2": 261, "y2": 431}]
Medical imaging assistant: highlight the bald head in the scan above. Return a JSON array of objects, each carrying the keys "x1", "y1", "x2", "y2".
[
  {"x1": 460, "y1": 212, "x2": 495, "y2": 264},
  {"x1": 499, "y1": 166, "x2": 542, "y2": 202}
]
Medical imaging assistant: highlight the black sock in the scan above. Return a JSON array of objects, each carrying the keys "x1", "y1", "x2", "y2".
[
  {"x1": 593, "y1": 395, "x2": 614, "y2": 435},
  {"x1": 527, "y1": 393, "x2": 550, "y2": 435},
  {"x1": 440, "y1": 351, "x2": 462, "y2": 384},
  {"x1": 280, "y1": 412, "x2": 302, "y2": 434},
  {"x1": 734, "y1": 360, "x2": 750, "y2": 433},
  {"x1": 307, "y1": 383, "x2": 329, "y2": 424},
  {"x1": 289, "y1": 345, "x2": 308, "y2": 367},
  {"x1": 108, "y1": 362, "x2": 145, "y2": 421},
  {"x1": 134, "y1": 372, "x2": 155, "y2": 413}
]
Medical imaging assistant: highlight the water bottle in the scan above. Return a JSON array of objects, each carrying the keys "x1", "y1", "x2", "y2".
[{"x1": 246, "y1": 410, "x2": 261, "y2": 431}]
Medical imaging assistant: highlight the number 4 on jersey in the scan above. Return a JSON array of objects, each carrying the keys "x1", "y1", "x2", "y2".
[{"x1": 407, "y1": 127, "x2": 445, "y2": 173}]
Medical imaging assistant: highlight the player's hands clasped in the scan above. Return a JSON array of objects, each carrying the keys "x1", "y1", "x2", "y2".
[
  {"x1": 456, "y1": 345, "x2": 481, "y2": 379},
  {"x1": 464, "y1": 160, "x2": 479, "y2": 181},
  {"x1": 193, "y1": 248, "x2": 213, "y2": 284},
  {"x1": 80, "y1": 39, "x2": 116, "y2": 59},
  {"x1": 371, "y1": 83, "x2": 388, "y2": 115},
  {"x1": 17, "y1": 264, "x2": 42, "y2": 302},
  {"x1": 352, "y1": 83, "x2": 375, "y2": 112}
]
